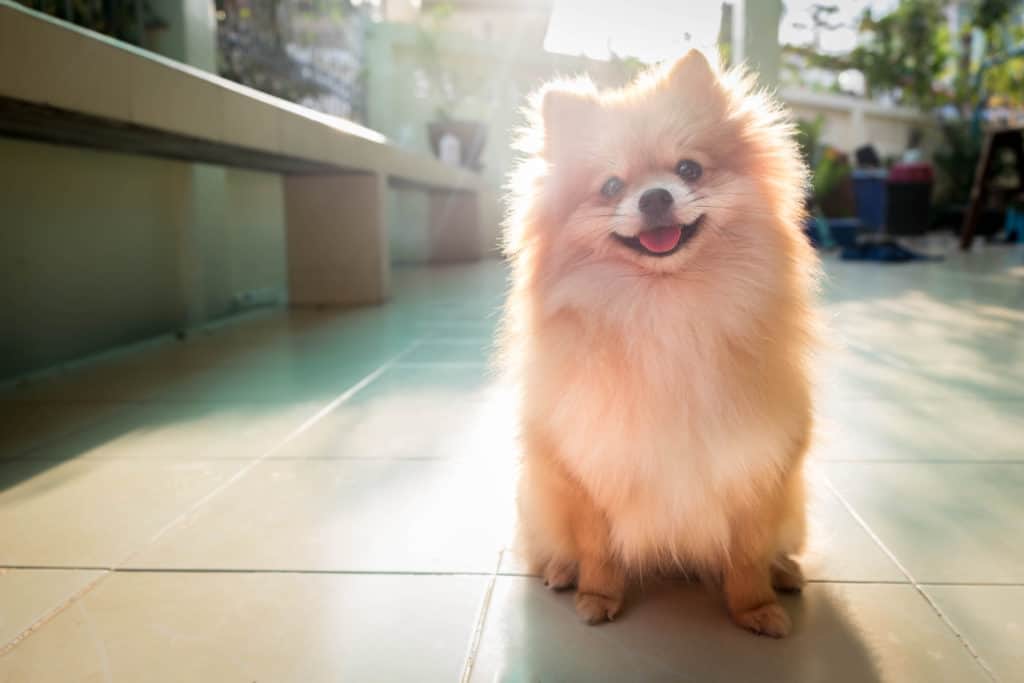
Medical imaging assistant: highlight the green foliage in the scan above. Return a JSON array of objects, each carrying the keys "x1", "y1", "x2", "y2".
[
  {"x1": 412, "y1": 2, "x2": 490, "y2": 120},
  {"x1": 16, "y1": 0, "x2": 165, "y2": 46},
  {"x1": 795, "y1": 115, "x2": 825, "y2": 169},
  {"x1": 939, "y1": 1, "x2": 1023, "y2": 201},
  {"x1": 717, "y1": 1, "x2": 734, "y2": 67},
  {"x1": 218, "y1": 0, "x2": 328, "y2": 104},
  {"x1": 787, "y1": 0, "x2": 1024, "y2": 205},
  {"x1": 796, "y1": 116, "x2": 849, "y2": 205},
  {"x1": 782, "y1": 0, "x2": 951, "y2": 106},
  {"x1": 847, "y1": 0, "x2": 950, "y2": 107},
  {"x1": 603, "y1": 53, "x2": 646, "y2": 89},
  {"x1": 933, "y1": 121, "x2": 982, "y2": 203},
  {"x1": 978, "y1": 21, "x2": 1024, "y2": 107},
  {"x1": 975, "y1": 0, "x2": 1018, "y2": 30},
  {"x1": 812, "y1": 149, "x2": 851, "y2": 204},
  {"x1": 786, "y1": 0, "x2": 1024, "y2": 110}
]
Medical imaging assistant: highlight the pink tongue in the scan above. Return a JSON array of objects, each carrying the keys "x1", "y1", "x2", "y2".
[{"x1": 637, "y1": 226, "x2": 682, "y2": 253}]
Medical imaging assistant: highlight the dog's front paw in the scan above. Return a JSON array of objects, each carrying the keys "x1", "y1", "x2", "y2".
[
  {"x1": 575, "y1": 592, "x2": 622, "y2": 625},
  {"x1": 732, "y1": 602, "x2": 791, "y2": 638},
  {"x1": 771, "y1": 555, "x2": 805, "y2": 593},
  {"x1": 543, "y1": 559, "x2": 577, "y2": 590}
]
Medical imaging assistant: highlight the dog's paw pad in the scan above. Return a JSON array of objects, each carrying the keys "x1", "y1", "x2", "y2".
[
  {"x1": 575, "y1": 592, "x2": 622, "y2": 625},
  {"x1": 733, "y1": 602, "x2": 791, "y2": 638}
]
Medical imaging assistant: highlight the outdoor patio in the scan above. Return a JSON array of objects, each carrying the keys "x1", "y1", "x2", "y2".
[
  {"x1": 3, "y1": 0, "x2": 1024, "y2": 679},
  {"x1": 1, "y1": 241, "x2": 1021, "y2": 682}
]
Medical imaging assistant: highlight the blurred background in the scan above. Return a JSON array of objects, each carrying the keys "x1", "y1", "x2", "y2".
[{"x1": 5, "y1": 0, "x2": 1024, "y2": 382}]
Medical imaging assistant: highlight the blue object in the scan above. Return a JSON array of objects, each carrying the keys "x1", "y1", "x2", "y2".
[
  {"x1": 812, "y1": 214, "x2": 833, "y2": 248},
  {"x1": 1004, "y1": 206, "x2": 1024, "y2": 242},
  {"x1": 803, "y1": 215, "x2": 821, "y2": 247},
  {"x1": 852, "y1": 169, "x2": 888, "y2": 232},
  {"x1": 828, "y1": 217, "x2": 862, "y2": 248}
]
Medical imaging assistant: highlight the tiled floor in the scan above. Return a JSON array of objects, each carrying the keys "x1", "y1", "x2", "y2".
[{"x1": 2, "y1": 243, "x2": 1022, "y2": 682}]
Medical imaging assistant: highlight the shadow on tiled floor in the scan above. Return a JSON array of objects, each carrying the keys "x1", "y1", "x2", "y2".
[{"x1": 2, "y1": 248, "x2": 1022, "y2": 681}]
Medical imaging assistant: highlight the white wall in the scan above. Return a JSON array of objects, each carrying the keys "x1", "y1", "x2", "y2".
[{"x1": 783, "y1": 88, "x2": 939, "y2": 159}]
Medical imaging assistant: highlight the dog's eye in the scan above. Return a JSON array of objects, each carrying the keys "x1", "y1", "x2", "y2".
[
  {"x1": 600, "y1": 176, "x2": 625, "y2": 198},
  {"x1": 676, "y1": 159, "x2": 702, "y2": 182}
]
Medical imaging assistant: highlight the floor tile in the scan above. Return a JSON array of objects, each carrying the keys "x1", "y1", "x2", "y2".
[
  {"x1": 0, "y1": 310, "x2": 414, "y2": 404},
  {"x1": 147, "y1": 342, "x2": 406, "y2": 403},
  {"x1": 0, "y1": 572, "x2": 485, "y2": 682},
  {"x1": 816, "y1": 344, "x2": 1023, "y2": 405},
  {"x1": 924, "y1": 584, "x2": 1024, "y2": 682},
  {"x1": 0, "y1": 401, "x2": 132, "y2": 458},
  {"x1": 0, "y1": 340, "x2": 235, "y2": 402},
  {"x1": 0, "y1": 458, "x2": 244, "y2": 566},
  {"x1": 128, "y1": 457, "x2": 514, "y2": 572},
  {"x1": 401, "y1": 339, "x2": 493, "y2": 365},
  {"x1": 5, "y1": 401, "x2": 321, "y2": 463},
  {"x1": 273, "y1": 364, "x2": 513, "y2": 460},
  {"x1": 826, "y1": 462, "x2": 1024, "y2": 583},
  {"x1": 1, "y1": 251, "x2": 1022, "y2": 680},
  {"x1": 1, "y1": 358, "x2": 176, "y2": 403},
  {"x1": 469, "y1": 578, "x2": 989, "y2": 682},
  {"x1": 415, "y1": 320, "x2": 497, "y2": 339},
  {"x1": 815, "y1": 397, "x2": 1024, "y2": 462},
  {"x1": 0, "y1": 569, "x2": 104, "y2": 647},
  {"x1": 799, "y1": 479, "x2": 906, "y2": 582}
]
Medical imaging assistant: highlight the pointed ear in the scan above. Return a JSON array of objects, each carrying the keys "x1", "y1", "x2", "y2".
[
  {"x1": 662, "y1": 49, "x2": 717, "y2": 91},
  {"x1": 538, "y1": 82, "x2": 599, "y2": 160}
]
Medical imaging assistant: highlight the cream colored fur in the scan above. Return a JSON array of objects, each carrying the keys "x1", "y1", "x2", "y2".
[{"x1": 499, "y1": 50, "x2": 819, "y2": 637}]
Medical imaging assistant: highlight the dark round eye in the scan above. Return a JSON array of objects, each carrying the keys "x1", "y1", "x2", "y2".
[
  {"x1": 600, "y1": 176, "x2": 625, "y2": 198},
  {"x1": 676, "y1": 159, "x2": 702, "y2": 182}
]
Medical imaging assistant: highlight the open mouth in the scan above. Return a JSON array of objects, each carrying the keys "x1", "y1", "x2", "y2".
[{"x1": 611, "y1": 215, "x2": 704, "y2": 257}]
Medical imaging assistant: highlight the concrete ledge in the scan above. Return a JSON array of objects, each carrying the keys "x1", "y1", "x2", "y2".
[
  {"x1": 0, "y1": 0, "x2": 483, "y2": 192},
  {"x1": 285, "y1": 173, "x2": 391, "y2": 306},
  {"x1": 0, "y1": 0, "x2": 485, "y2": 307}
]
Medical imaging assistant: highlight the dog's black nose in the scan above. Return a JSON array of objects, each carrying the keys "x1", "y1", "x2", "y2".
[{"x1": 638, "y1": 188, "x2": 674, "y2": 218}]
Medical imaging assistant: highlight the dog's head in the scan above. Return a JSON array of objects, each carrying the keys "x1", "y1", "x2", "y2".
[{"x1": 506, "y1": 50, "x2": 811, "y2": 322}]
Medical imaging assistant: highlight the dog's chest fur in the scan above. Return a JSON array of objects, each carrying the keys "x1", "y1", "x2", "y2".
[{"x1": 523, "y1": 310, "x2": 801, "y2": 570}]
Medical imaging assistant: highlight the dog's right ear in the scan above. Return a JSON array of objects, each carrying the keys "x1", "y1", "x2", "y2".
[
  {"x1": 538, "y1": 81, "x2": 599, "y2": 161},
  {"x1": 663, "y1": 49, "x2": 717, "y2": 92}
]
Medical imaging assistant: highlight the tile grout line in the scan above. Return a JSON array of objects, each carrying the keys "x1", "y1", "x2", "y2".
[
  {"x1": 458, "y1": 549, "x2": 503, "y2": 683},
  {"x1": 0, "y1": 341, "x2": 422, "y2": 656},
  {"x1": 0, "y1": 569, "x2": 112, "y2": 657},
  {"x1": 8, "y1": 455, "x2": 1024, "y2": 466},
  {"x1": 822, "y1": 459, "x2": 1024, "y2": 465},
  {"x1": 9, "y1": 565, "x2": 1024, "y2": 587},
  {"x1": 118, "y1": 340, "x2": 424, "y2": 566},
  {"x1": 2, "y1": 455, "x2": 454, "y2": 463},
  {"x1": 821, "y1": 475, "x2": 1000, "y2": 682},
  {"x1": 9, "y1": 455, "x2": 1024, "y2": 466},
  {"x1": 0, "y1": 566, "x2": 498, "y2": 577},
  {"x1": 392, "y1": 361, "x2": 489, "y2": 368}
]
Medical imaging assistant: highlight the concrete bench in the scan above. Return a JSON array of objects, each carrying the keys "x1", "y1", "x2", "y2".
[{"x1": 0, "y1": 0, "x2": 483, "y2": 307}]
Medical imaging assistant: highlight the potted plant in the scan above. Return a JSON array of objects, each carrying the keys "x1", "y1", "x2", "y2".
[{"x1": 413, "y1": 4, "x2": 488, "y2": 171}]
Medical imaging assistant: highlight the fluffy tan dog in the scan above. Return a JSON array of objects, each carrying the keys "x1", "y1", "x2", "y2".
[{"x1": 499, "y1": 50, "x2": 819, "y2": 638}]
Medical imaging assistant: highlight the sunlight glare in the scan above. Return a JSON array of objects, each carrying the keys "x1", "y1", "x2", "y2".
[{"x1": 544, "y1": 0, "x2": 722, "y2": 63}]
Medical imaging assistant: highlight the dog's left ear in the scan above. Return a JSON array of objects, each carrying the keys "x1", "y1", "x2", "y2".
[
  {"x1": 538, "y1": 82, "x2": 599, "y2": 161},
  {"x1": 662, "y1": 49, "x2": 717, "y2": 91}
]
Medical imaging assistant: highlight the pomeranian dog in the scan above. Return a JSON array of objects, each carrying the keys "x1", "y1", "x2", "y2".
[{"x1": 499, "y1": 50, "x2": 818, "y2": 638}]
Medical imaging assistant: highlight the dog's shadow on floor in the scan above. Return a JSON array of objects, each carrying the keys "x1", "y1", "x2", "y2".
[{"x1": 478, "y1": 576, "x2": 886, "y2": 683}]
